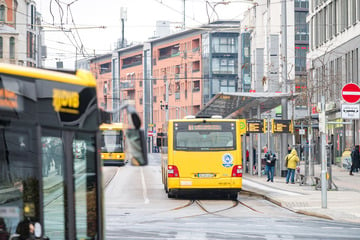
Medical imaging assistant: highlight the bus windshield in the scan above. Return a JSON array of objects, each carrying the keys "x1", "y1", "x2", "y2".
[
  {"x1": 174, "y1": 121, "x2": 236, "y2": 151},
  {"x1": 101, "y1": 130, "x2": 124, "y2": 153}
]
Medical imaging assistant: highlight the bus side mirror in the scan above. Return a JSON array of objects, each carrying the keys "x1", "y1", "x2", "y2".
[{"x1": 125, "y1": 129, "x2": 148, "y2": 166}]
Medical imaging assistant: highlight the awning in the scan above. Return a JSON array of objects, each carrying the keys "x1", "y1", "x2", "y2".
[{"x1": 196, "y1": 92, "x2": 298, "y2": 119}]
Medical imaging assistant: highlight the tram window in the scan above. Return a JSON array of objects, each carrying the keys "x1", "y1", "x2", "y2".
[
  {"x1": 41, "y1": 134, "x2": 65, "y2": 240},
  {"x1": 73, "y1": 133, "x2": 98, "y2": 239}
]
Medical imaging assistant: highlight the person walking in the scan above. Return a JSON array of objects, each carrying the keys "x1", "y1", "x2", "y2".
[
  {"x1": 0, "y1": 218, "x2": 10, "y2": 240},
  {"x1": 285, "y1": 148, "x2": 299, "y2": 184},
  {"x1": 350, "y1": 145, "x2": 360, "y2": 175},
  {"x1": 265, "y1": 150, "x2": 276, "y2": 182}
]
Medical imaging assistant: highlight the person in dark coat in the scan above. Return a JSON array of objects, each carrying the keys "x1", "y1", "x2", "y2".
[
  {"x1": 350, "y1": 145, "x2": 360, "y2": 175},
  {"x1": 10, "y1": 220, "x2": 35, "y2": 240},
  {"x1": 0, "y1": 218, "x2": 9, "y2": 240},
  {"x1": 265, "y1": 150, "x2": 276, "y2": 182}
]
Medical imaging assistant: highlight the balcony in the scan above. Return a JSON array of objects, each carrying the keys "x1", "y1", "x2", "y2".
[{"x1": 120, "y1": 80, "x2": 135, "y2": 90}]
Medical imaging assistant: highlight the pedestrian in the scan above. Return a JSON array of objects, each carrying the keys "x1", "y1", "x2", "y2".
[
  {"x1": 246, "y1": 149, "x2": 249, "y2": 172},
  {"x1": 285, "y1": 148, "x2": 300, "y2": 184},
  {"x1": 10, "y1": 220, "x2": 35, "y2": 240},
  {"x1": 0, "y1": 218, "x2": 9, "y2": 240},
  {"x1": 265, "y1": 150, "x2": 276, "y2": 182},
  {"x1": 350, "y1": 145, "x2": 360, "y2": 175}
]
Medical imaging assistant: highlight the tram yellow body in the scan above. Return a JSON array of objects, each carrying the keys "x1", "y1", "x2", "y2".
[{"x1": 162, "y1": 117, "x2": 246, "y2": 199}]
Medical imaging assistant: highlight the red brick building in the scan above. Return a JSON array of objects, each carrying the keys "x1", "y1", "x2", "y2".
[{"x1": 89, "y1": 54, "x2": 112, "y2": 111}]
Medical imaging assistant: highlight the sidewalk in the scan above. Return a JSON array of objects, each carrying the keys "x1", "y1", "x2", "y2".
[{"x1": 242, "y1": 163, "x2": 360, "y2": 224}]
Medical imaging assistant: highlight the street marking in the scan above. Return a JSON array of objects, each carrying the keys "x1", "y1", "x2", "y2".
[{"x1": 140, "y1": 168, "x2": 150, "y2": 204}]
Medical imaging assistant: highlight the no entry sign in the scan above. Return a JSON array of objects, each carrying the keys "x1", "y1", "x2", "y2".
[{"x1": 342, "y1": 83, "x2": 360, "y2": 103}]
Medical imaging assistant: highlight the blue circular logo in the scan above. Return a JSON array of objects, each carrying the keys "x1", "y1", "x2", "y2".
[{"x1": 222, "y1": 153, "x2": 233, "y2": 168}]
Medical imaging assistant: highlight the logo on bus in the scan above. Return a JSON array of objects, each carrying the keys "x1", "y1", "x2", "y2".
[
  {"x1": 222, "y1": 153, "x2": 233, "y2": 168},
  {"x1": 53, "y1": 89, "x2": 80, "y2": 114}
]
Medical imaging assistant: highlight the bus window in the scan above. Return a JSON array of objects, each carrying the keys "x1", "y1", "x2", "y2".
[
  {"x1": 174, "y1": 122, "x2": 236, "y2": 151},
  {"x1": 0, "y1": 124, "x2": 40, "y2": 236},
  {"x1": 41, "y1": 133, "x2": 65, "y2": 240},
  {"x1": 73, "y1": 133, "x2": 98, "y2": 239}
]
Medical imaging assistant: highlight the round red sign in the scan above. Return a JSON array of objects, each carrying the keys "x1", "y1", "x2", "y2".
[{"x1": 342, "y1": 83, "x2": 360, "y2": 103}]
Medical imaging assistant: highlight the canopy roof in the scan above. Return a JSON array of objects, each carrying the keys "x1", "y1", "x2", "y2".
[{"x1": 196, "y1": 92, "x2": 297, "y2": 119}]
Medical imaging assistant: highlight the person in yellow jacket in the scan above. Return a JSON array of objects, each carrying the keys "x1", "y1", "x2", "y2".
[{"x1": 285, "y1": 148, "x2": 300, "y2": 184}]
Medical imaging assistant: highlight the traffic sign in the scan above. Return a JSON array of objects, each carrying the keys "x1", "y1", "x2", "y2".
[
  {"x1": 342, "y1": 83, "x2": 360, "y2": 103},
  {"x1": 341, "y1": 104, "x2": 360, "y2": 119}
]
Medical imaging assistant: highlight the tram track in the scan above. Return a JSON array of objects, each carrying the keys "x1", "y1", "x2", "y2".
[{"x1": 170, "y1": 198, "x2": 263, "y2": 219}]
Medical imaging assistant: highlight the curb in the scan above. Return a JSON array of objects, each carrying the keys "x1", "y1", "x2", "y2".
[{"x1": 242, "y1": 188, "x2": 334, "y2": 221}]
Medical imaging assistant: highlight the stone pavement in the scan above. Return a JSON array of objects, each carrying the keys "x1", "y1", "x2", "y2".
[{"x1": 242, "y1": 163, "x2": 360, "y2": 224}]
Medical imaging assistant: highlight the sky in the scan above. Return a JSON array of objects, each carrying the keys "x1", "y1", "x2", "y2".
[{"x1": 36, "y1": 0, "x2": 252, "y2": 69}]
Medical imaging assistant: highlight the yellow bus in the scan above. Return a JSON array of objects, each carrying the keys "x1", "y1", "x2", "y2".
[
  {"x1": 161, "y1": 117, "x2": 246, "y2": 199},
  {"x1": 100, "y1": 122, "x2": 126, "y2": 166},
  {"x1": 0, "y1": 63, "x2": 147, "y2": 240}
]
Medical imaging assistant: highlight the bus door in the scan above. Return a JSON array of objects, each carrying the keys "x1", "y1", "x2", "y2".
[{"x1": 41, "y1": 128, "x2": 99, "y2": 240}]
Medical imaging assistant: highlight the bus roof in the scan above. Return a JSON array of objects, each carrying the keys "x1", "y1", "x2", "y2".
[
  {"x1": 100, "y1": 122, "x2": 125, "y2": 130},
  {"x1": 0, "y1": 63, "x2": 96, "y2": 87}
]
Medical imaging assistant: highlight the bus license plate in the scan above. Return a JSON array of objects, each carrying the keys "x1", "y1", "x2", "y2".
[{"x1": 198, "y1": 173, "x2": 214, "y2": 178}]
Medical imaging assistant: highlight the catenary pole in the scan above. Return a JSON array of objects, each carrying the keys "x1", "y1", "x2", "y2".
[{"x1": 281, "y1": 0, "x2": 288, "y2": 175}]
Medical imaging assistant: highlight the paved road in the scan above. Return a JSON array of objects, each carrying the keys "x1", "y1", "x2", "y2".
[{"x1": 103, "y1": 154, "x2": 360, "y2": 240}]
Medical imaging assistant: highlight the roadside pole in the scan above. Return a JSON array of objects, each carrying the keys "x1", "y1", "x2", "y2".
[{"x1": 319, "y1": 96, "x2": 327, "y2": 208}]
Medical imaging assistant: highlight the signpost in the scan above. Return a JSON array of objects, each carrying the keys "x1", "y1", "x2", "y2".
[
  {"x1": 341, "y1": 104, "x2": 360, "y2": 119},
  {"x1": 342, "y1": 83, "x2": 360, "y2": 103}
]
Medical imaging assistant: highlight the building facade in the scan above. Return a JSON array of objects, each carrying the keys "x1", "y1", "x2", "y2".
[
  {"x1": 307, "y1": 0, "x2": 360, "y2": 161},
  {"x1": 0, "y1": 0, "x2": 40, "y2": 66},
  {"x1": 239, "y1": 1, "x2": 309, "y2": 124},
  {"x1": 100, "y1": 21, "x2": 240, "y2": 149},
  {"x1": 89, "y1": 54, "x2": 113, "y2": 111}
]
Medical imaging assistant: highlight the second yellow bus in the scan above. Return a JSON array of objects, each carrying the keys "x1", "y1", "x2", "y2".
[
  {"x1": 100, "y1": 122, "x2": 126, "y2": 166},
  {"x1": 161, "y1": 117, "x2": 246, "y2": 199}
]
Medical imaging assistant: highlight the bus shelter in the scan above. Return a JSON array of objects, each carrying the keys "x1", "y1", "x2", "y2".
[{"x1": 196, "y1": 92, "x2": 297, "y2": 176}]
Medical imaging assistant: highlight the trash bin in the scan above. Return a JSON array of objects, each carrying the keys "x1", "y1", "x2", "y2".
[{"x1": 281, "y1": 170, "x2": 288, "y2": 177}]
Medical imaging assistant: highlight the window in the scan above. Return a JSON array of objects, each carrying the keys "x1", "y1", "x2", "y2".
[
  {"x1": 0, "y1": 5, "x2": 5, "y2": 22},
  {"x1": 192, "y1": 38, "x2": 200, "y2": 52},
  {"x1": 100, "y1": 62, "x2": 111, "y2": 74},
  {"x1": 211, "y1": 78, "x2": 236, "y2": 95},
  {"x1": 9, "y1": 37, "x2": 15, "y2": 59},
  {"x1": 211, "y1": 36, "x2": 238, "y2": 53},
  {"x1": 295, "y1": 45, "x2": 308, "y2": 72},
  {"x1": 212, "y1": 57, "x2": 236, "y2": 74},
  {"x1": 0, "y1": 37, "x2": 3, "y2": 58},
  {"x1": 295, "y1": 0, "x2": 309, "y2": 8},
  {"x1": 192, "y1": 61, "x2": 200, "y2": 72},
  {"x1": 193, "y1": 80, "x2": 200, "y2": 92}
]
